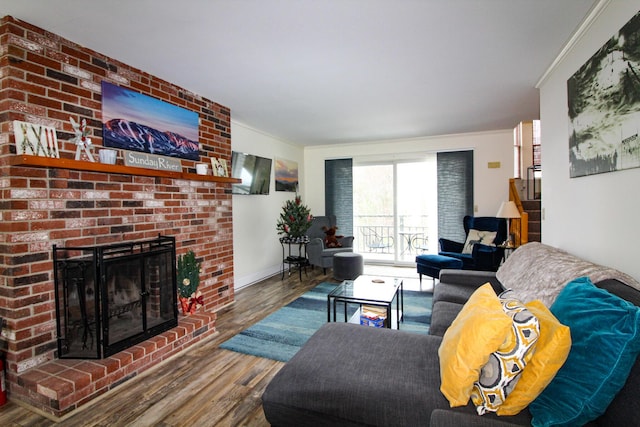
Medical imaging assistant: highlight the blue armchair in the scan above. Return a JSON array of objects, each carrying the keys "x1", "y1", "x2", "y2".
[
  {"x1": 306, "y1": 216, "x2": 354, "y2": 274},
  {"x1": 438, "y1": 216, "x2": 506, "y2": 271}
]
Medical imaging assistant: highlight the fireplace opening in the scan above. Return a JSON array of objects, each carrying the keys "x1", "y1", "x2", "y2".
[{"x1": 53, "y1": 235, "x2": 178, "y2": 359}]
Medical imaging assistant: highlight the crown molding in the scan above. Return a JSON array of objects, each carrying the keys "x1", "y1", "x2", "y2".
[{"x1": 536, "y1": 0, "x2": 612, "y2": 88}]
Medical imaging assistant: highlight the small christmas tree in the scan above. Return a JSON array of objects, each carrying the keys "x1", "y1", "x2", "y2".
[
  {"x1": 276, "y1": 195, "x2": 313, "y2": 238},
  {"x1": 177, "y1": 250, "x2": 201, "y2": 298}
]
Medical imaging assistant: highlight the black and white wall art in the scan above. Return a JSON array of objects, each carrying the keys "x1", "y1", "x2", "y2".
[{"x1": 567, "y1": 10, "x2": 640, "y2": 178}]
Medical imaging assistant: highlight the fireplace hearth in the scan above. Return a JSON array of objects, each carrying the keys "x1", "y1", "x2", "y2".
[{"x1": 53, "y1": 236, "x2": 178, "y2": 359}]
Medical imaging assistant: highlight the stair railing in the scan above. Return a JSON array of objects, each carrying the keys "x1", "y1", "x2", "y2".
[{"x1": 508, "y1": 178, "x2": 528, "y2": 246}]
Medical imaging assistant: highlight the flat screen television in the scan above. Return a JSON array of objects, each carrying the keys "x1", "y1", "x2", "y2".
[{"x1": 231, "y1": 151, "x2": 272, "y2": 195}]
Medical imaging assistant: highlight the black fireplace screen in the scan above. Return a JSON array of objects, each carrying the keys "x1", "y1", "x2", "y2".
[{"x1": 53, "y1": 235, "x2": 178, "y2": 359}]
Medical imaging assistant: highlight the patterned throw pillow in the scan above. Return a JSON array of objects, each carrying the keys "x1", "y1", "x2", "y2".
[
  {"x1": 471, "y1": 289, "x2": 540, "y2": 415},
  {"x1": 439, "y1": 283, "x2": 513, "y2": 407},
  {"x1": 462, "y1": 229, "x2": 497, "y2": 254},
  {"x1": 497, "y1": 300, "x2": 571, "y2": 416}
]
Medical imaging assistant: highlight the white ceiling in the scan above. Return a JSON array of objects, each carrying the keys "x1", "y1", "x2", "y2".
[{"x1": 1, "y1": 0, "x2": 598, "y2": 145}]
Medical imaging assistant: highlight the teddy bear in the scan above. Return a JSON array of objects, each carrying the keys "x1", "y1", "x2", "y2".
[{"x1": 322, "y1": 226, "x2": 343, "y2": 248}]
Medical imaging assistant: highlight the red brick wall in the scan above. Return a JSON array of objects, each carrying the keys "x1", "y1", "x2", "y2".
[{"x1": 0, "y1": 14, "x2": 234, "y2": 394}]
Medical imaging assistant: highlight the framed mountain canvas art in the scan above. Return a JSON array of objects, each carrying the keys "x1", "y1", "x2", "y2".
[
  {"x1": 101, "y1": 81, "x2": 200, "y2": 161},
  {"x1": 275, "y1": 158, "x2": 299, "y2": 192}
]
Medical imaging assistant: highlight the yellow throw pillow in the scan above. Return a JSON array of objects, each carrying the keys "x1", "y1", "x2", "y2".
[
  {"x1": 439, "y1": 283, "x2": 513, "y2": 407},
  {"x1": 497, "y1": 300, "x2": 572, "y2": 416}
]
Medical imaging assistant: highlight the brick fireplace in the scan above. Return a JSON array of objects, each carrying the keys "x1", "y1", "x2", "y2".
[{"x1": 0, "y1": 16, "x2": 236, "y2": 417}]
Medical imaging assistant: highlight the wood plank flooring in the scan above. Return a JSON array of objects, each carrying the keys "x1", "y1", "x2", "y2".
[
  {"x1": 0, "y1": 265, "x2": 420, "y2": 426},
  {"x1": 0, "y1": 268, "x2": 335, "y2": 427}
]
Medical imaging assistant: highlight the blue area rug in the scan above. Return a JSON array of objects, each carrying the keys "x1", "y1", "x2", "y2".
[{"x1": 219, "y1": 281, "x2": 432, "y2": 362}]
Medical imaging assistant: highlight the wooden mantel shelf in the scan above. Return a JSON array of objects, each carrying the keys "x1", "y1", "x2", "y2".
[{"x1": 9, "y1": 155, "x2": 241, "y2": 183}]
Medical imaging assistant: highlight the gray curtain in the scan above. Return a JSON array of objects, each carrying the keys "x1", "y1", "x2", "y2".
[
  {"x1": 437, "y1": 150, "x2": 474, "y2": 243},
  {"x1": 324, "y1": 159, "x2": 353, "y2": 236},
  {"x1": 326, "y1": 152, "x2": 473, "y2": 244}
]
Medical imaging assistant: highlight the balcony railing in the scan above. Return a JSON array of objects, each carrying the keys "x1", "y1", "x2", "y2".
[{"x1": 353, "y1": 215, "x2": 430, "y2": 260}]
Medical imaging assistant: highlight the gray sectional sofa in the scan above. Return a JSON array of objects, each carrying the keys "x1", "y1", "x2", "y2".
[{"x1": 262, "y1": 243, "x2": 640, "y2": 426}]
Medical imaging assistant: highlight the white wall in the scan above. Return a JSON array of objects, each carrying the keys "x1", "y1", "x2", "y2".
[
  {"x1": 539, "y1": 0, "x2": 640, "y2": 279},
  {"x1": 232, "y1": 126, "x2": 512, "y2": 287},
  {"x1": 231, "y1": 121, "x2": 305, "y2": 288},
  {"x1": 302, "y1": 130, "x2": 514, "y2": 217}
]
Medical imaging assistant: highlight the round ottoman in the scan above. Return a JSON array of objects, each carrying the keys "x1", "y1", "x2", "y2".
[
  {"x1": 333, "y1": 252, "x2": 364, "y2": 281},
  {"x1": 415, "y1": 254, "x2": 463, "y2": 285}
]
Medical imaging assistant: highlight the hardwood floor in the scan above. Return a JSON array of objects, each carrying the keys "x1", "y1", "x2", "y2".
[
  {"x1": 0, "y1": 268, "x2": 335, "y2": 427},
  {"x1": 0, "y1": 265, "x2": 420, "y2": 426}
]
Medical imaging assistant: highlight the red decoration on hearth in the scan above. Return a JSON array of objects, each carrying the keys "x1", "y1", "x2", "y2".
[
  {"x1": 179, "y1": 296, "x2": 189, "y2": 315},
  {"x1": 188, "y1": 290, "x2": 204, "y2": 314}
]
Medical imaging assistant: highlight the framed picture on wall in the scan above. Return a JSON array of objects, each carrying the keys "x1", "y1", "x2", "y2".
[
  {"x1": 275, "y1": 158, "x2": 299, "y2": 192},
  {"x1": 567, "y1": 10, "x2": 640, "y2": 178},
  {"x1": 101, "y1": 81, "x2": 200, "y2": 161}
]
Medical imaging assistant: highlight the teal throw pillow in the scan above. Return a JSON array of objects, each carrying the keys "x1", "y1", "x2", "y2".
[{"x1": 529, "y1": 276, "x2": 640, "y2": 427}]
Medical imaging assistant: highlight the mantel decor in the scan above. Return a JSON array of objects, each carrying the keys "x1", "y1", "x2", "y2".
[
  {"x1": 211, "y1": 157, "x2": 229, "y2": 177},
  {"x1": 276, "y1": 195, "x2": 312, "y2": 238},
  {"x1": 12, "y1": 120, "x2": 59, "y2": 158},
  {"x1": 123, "y1": 150, "x2": 182, "y2": 172},
  {"x1": 10, "y1": 154, "x2": 241, "y2": 183},
  {"x1": 70, "y1": 116, "x2": 95, "y2": 162}
]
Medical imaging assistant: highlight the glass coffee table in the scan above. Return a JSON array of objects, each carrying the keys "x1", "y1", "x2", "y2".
[{"x1": 327, "y1": 275, "x2": 404, "y2": 329}]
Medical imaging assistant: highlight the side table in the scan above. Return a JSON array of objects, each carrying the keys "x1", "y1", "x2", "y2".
[
  {"x1": 280, "y1": 236, "x2": 310, "y2": 280},
  {"x1": 497, "y1": 244, "x2": 516, "y2": 264}
]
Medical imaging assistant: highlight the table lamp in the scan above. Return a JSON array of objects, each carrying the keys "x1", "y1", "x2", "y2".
[{"x1": 496, "y1": 201, "x2": 521, "y2": 247}]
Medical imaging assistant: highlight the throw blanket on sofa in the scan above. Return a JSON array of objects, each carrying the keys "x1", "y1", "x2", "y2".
[{"x1": 496, "y1": 242, "x2": 640, "y2": 307}]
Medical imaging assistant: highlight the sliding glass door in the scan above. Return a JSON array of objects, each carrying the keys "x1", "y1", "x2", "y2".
[
  {"x1": 396, "y1": 159, "x2": 437, "y2": 260},
  {"x1": 353, "y1": 157, "x2": 437, "y2": 264},
  {"x1": 327, "y1": 150, "x2": 472, "y2": 266},
  {"x1": 353, "y1": 164, "x2": 394, "y2": 262}
]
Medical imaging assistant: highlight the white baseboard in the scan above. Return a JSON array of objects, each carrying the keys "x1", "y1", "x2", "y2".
[{"x1": 234, "y1": 264, "x2": 282, "y2": 290}]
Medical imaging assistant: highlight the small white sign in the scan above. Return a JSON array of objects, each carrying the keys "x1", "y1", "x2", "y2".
[{"x1": 123, "y1": 150, "x2": 182, "y2": 172}]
